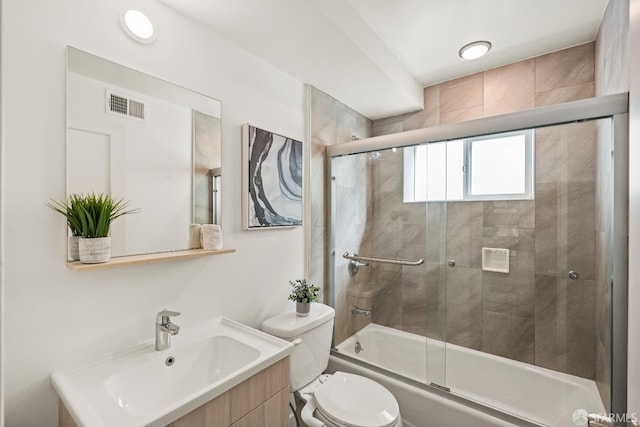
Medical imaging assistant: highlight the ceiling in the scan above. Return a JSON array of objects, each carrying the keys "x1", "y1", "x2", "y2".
[{"x1": 158, "y1": 0, "x2": 609, "y2": 120}]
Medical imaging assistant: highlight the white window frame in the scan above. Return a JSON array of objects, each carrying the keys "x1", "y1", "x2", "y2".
[
  {"x1": 463, "y1": 129, "x2": 534, "y2": 201},
  {"x1": 403, "y1": 129, "x2": 534, "y2": 202}
]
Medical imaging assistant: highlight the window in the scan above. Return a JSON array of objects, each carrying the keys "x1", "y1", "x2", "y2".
[{"x1": 403, "y1": 129, "x2": 533, "y2": 202}]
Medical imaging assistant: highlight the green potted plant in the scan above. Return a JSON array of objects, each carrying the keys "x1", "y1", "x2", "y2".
[
  {"x1": 47, "y1": 193, "x2": 138, "y2": 264},
  {"x1": 46, "y1": 193, "x2": 87, "y2": 261},
  {"x1": 288, "y1": 279, "x2": 320, "y2": 317}
]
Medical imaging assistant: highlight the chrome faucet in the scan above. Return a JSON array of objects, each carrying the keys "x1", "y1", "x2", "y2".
[
  {"x1": 351, "y1": 305, "x2": 372, "y2": 318},
  {"x1": 155, "y1": 309, "x2": 180, "y2": 351}
]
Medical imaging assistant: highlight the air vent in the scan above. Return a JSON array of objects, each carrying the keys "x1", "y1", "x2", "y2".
[
  {"x1": 109, "y1": 94, "x2": 128, "y2": 115},
  {"x1": 106, "y1": 90, "x2": 148, "y2": 122},
  {"x1": 128, "y1": 99, "x2": 145, "y2": 119}
]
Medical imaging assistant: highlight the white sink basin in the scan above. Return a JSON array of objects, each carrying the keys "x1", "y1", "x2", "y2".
[{"x1": 51, "y1": 317, "x2": 292, "y2": 427}]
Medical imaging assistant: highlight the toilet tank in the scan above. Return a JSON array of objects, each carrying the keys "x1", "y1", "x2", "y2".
[{"x1": 261, "y1": 303, "x2": 335, "y2": 392}]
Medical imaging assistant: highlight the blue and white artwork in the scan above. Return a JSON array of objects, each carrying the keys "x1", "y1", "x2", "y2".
[{"x1": 242, "y1": 125, "x2": 302, "y2": 229}]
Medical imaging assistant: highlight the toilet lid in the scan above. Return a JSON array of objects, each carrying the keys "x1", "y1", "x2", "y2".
[{"x1": 314, "y1": 372, "x2": 399, "y2": 427}]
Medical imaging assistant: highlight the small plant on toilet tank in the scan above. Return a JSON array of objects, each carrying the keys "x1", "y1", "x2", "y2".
[{"x1": 288, "y1": 279, "x2": 320, "y2": 317}]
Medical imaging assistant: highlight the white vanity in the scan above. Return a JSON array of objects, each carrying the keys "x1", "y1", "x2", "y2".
[{"x1": 52, "y1": 317, "x2": 292, "y2": 427}]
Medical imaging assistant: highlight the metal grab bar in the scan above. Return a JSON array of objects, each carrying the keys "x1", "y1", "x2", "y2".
[{"x1": 342, "y1": 252, "x2": 424, "y2": 266}]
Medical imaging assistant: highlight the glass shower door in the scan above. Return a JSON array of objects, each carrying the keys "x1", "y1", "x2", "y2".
[
  {"x1": 407, "y1": 141, "x2": 449, "y2": 388},
  {"x1": 329, "y1": 144, "x2": 448, "y2": 389},
  {"x1": 440, "y1": 119, "x2": 613, "y2": 426}
]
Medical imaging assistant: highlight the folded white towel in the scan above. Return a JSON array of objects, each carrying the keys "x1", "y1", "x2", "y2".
[
  {"x1": 201, "y1": 224, "x2": 223, "y2": 250},
  {"x1": 189, "y1": 224, "x2": 202, "y2": 249}
]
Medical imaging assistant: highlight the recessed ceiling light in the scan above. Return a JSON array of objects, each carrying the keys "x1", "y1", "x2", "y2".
[
  {"x1": 121, "y1": 9, "x2": 155, "y2": 44},
  {"x1": 459, "y1": 41, "x2": 491, "y2": 60}
]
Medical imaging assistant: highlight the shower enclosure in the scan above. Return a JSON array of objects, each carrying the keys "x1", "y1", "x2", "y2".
[{"x1": 327, "y1": 94, "x2": 629, "y2": 427}]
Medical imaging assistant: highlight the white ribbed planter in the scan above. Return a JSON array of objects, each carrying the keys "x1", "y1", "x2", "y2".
[
  {"x1": 68, "y1": 235, "x2": 80, "y2": 261},
  {"x1": 78, "y1": 237, "x2": 112, "y2": 264}
]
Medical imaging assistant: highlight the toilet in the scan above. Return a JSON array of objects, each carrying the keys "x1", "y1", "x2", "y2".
[{"x1": 262, "y1": 303, "x2": 402, "y2": 427}]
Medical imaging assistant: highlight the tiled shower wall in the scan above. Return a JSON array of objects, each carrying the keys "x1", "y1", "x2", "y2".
[
  {"x1": 365, "y1": 120, "x2": 599, "y2": 379},
  {"x1": 307, "y1": 85, "x2": 372, "y2": 344},
  {"x1": 310, "y1": 12, "x2": 628, "y2": 400},
  {"x1": 594, "y1": 0, "x2": 629, "y2": 411},
  {"x1": 368, "y1": 42, "x2": 600, "y2": 379}
]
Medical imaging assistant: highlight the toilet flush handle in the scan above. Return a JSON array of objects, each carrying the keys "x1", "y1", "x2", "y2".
[{"x1": 292, "y1": 338, "x2": 303, "y2": 345}]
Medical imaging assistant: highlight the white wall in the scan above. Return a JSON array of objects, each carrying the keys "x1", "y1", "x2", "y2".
[
  {"x1": 628, "y1": 0, "x2": 640, "y2": 416},
  {"x1": 0, "y1": 0, "x2": 305, "y2": 426}
]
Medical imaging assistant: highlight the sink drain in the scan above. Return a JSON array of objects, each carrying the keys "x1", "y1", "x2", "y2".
[{"x1": 165, "y1": 356, "x2": 175, "y2": 367}]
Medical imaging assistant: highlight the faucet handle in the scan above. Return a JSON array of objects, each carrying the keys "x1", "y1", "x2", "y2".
[{"x1": 156, "y1": 309, "x2": 180, "y2": 324}]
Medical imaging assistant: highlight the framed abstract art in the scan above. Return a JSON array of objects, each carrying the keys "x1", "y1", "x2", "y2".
[{"x1": 241, "y1": 124, "x2": 303, "y2": 229}]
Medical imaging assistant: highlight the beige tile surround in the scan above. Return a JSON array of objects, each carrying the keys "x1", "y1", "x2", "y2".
[
  {"x1": 341, "y1": 42, "x2": 601, "y2": 379},
  {"x1": 373, "y1": 43, "x2": 596, "y2": 136},
  {"x1": 310, "y1": 9, "x2": 628, "y2": 411}
]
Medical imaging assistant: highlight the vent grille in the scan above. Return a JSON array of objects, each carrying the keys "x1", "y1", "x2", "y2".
[
  {"x1": 128, "y1": 100, "x2": 145, "y2": 119},
  {"x1": 106, "y1": 90, "x2": 147, "y2": 122},
  {"x1": 109, "y1": 94, "x2": 128, "y2": 115}
]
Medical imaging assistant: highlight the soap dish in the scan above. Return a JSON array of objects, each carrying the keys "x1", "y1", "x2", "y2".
[{"x1": 482, "y1": 247, "x2": 509, "y2": 273}]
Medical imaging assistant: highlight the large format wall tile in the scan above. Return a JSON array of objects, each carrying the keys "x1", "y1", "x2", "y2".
[
  {"x1": 373, "y1": 120, "x2": 402, "y2": 137},
  {"x1": 440, "y1": 105, "x2": 483, "y2": 125},
  {"x1": 337, "y1": 104, "x2": 357, "y2": 144},
  {"x1": 445, "y1": 267, "x2": 483, "y2": 350},
  {"x1": 440, "y1": 74, "x2": 483, "y2": 114},
  {"x1": 567, "y1": 182, "x2": 596, "y2": 280},
  {"x1": 372, "y1": 149, "x2": 403, "y2": 192},
  {"x1": 310, "y1": 139, "x2": 328, "y2": 227},
  {"x1": 593, "y1": 0, "x2": 626, "y2": 410},
  {"x1": 483, "y1": 311, "x2": 534, "y2": 363},
  {"x1": 309, "y1": 86, "x2": 372, "y2": 345},
  {"x1": 372, "y1": 263, "x2": 404, "y2": 329},
  {"x1": 363, "y1": 42, "x2": 603, "y2": 381},
  {"x1": 535, "y1": 43, "x2": 595, "y2": 93},
  {"x1": 535, "y1": 82, "x2": 594, "y2": 106},
  {"x1": 333, "y1": 263, "x2": 352, "y2": 345},
  {"x1": 310, "y1": 86, "x2": 337, "y2": 143},
  {"x1": 482, "y1": 227, "x2": 535, "y2": 318},
  {"x1": 309, "y1": 226, "x2": 326, "y2": 295},
  {"x1": 401, "y1": 267, "x2": 429, "y2": 337},
  {"x1": 422, "y1": 262, "x2": 446, "y2": 340},
  {"x1": 400, "y1": 223, "x2": 427, "y2": 261},
  {"x1": 534, "y1": 276, "x2": 596, "y2": 378},
  {"x1": 595, "y1": 0, "x2": 629, "y2": 96},
  {"x1": 372, "y1": 190, "x2": 404, "y2": 231},
  {"x1": 535, "y1": 182, "x2": 595, "y2": 280},
  {"x1": 417, "y1": 85, "x2": 440, "y2": 129},
  {"x1": 482, "y1": 270, "x2": 534, "y2": 318},
  {"x1": 446, "y1": 202, "x2": 483, "y2": 268},
  {"x1": 483, "y1": 201, "x2": 535, "y2": 228},
  {"x1": 426, "y1": 202, "x2": 447, "y2": 263},
  {"x1": 535, "y1": 122, "x2": 597, "y2": 184},
  {"x1": 483, "y1": 59, "x2": 535, "y2": 117}
]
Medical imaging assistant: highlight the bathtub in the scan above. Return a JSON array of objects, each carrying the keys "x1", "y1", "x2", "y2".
[{"x1": 329, "y1": 323, "x2": 605, "y2": 427}]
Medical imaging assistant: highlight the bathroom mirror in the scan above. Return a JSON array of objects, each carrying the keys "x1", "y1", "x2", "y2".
[{"x1": 66, "y1": 47, "x2": 222, "y2": 258}]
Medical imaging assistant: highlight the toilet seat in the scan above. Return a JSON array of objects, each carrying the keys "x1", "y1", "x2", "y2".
[{"x1": 312, "y1": 372, "x2": 400, "y2": 427}]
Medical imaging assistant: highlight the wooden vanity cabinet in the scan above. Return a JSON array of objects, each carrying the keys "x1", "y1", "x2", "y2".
[{"x1": 59, "y1": 357, "x2": 290, "y2": 427}]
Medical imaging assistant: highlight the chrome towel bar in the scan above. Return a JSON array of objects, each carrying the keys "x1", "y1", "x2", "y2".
[{"x1": 342, "y1": 252, "x2": 424, "y2": 267}]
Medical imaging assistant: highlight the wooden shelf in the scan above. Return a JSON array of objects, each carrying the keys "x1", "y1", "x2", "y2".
[{"x1": 66, "y1": 248, "x2": 236, "y2": 272}]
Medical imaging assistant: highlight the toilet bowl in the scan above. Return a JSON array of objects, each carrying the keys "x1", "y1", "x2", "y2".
[
  {"x1": 297, "y1": 373, "x2": 402, "y2": 427},
  {"x1": 261, "y1": 303, "x2": 402, "y2": 427}
]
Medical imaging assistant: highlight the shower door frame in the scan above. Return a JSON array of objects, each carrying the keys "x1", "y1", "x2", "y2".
[{"x1": 326, "y1": 92, "x2": 629, "y2": 419}]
